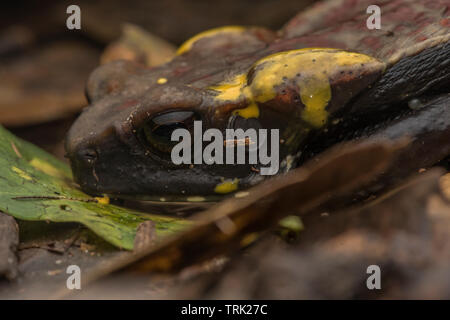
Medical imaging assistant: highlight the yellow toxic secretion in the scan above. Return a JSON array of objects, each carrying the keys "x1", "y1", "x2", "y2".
[
  {"x1": 233, "y1": 102, "x2": 259, "y2": 119},
  {"x1": 209, "y1": 48, "x2": 383, "y2": 127},
  {"x1": 177, "y1": 26, "x2": 246, "y2": 55},
  {"x1": 156, "y1": 77, "x2": 168, "y2": 84},
  {"x1": 214, "y1": 178, "x2": 239, "y2": 194},
  {"x1": 208, "y1": 74, "x2": 260, "y2": 119},
  {"x1": 209, "y1": 74, "x2": 246, "y2": 101},
  {"x1": 95, "y1": 195, "x2": 110, "y2": 205}
]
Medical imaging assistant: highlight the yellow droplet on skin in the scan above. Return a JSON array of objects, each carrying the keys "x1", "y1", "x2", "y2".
[
  {"x1": 157, "y1": 77, "x2": 167, "y2": 84},
  {"x1": 279, "y1": 215, "x2": 304, "y2": 232},
  {"x1": 214, "y1": 178, "x2": 239, "y2": 194},
  {"x1": 95, "y1": 196, "x2": 110, "y2": 205}
]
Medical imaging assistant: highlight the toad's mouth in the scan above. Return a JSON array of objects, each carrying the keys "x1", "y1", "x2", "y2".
[{"x1": 107, "y1": 195, "x2": 218, "y2": 216}]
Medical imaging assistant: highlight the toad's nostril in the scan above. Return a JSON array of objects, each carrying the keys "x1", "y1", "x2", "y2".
[{"x1": 79, "y1": 148, "x2": 98, "y2": 164}]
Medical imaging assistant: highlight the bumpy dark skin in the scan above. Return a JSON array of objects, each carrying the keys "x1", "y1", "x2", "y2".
[{"x1": 66, "y1": 0, "x2": 450, "y2": 201}]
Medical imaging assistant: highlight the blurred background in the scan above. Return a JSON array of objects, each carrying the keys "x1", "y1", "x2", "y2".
[
  {"x1": 2, "y1": 1, "x2": 450, "y2": 300},
  {"x1": 0, "y1": 0, "x2": 315, "y2": 160}
]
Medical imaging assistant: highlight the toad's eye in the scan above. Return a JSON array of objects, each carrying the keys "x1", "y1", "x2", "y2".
[{"x1": 142, "y1": 111, "x2": 199, "y2": 154}]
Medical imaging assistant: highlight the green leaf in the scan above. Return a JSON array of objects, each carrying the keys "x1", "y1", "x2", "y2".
[{"x1": 0, "y1": 125, "x2": 188, "y2": 250}]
